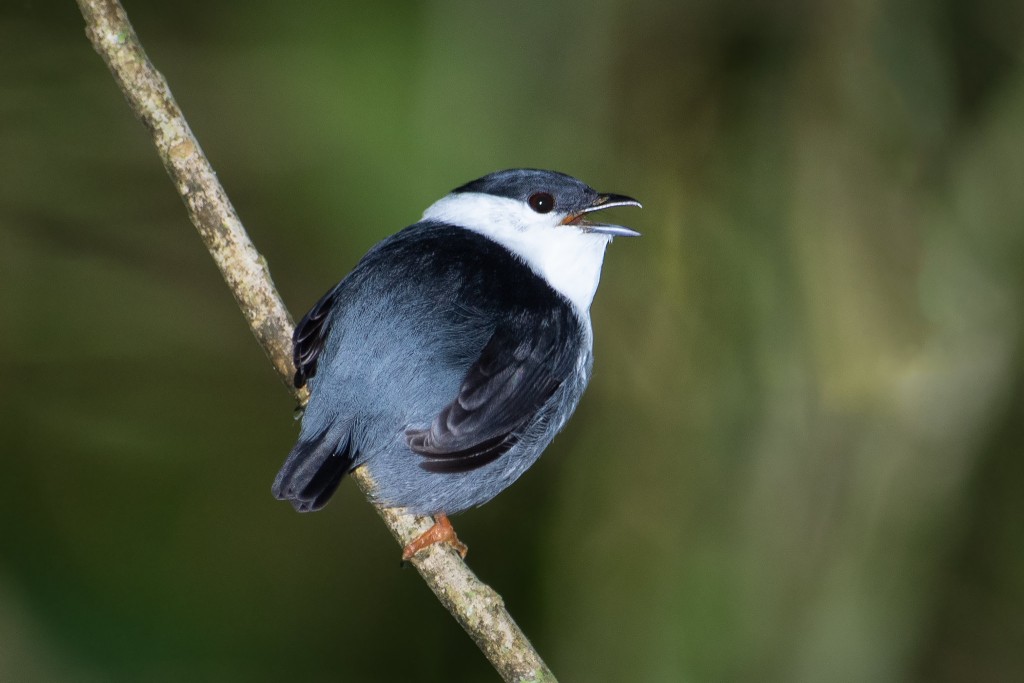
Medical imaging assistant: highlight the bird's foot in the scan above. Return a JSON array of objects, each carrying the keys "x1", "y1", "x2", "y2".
[{"x1": 401, "y1": 513, "x2": 468, "y2": 561}]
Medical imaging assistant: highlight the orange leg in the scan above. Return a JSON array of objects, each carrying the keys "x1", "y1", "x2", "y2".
[{"x1": 401, "y1": 513, "x2": 468, "y2": 561}]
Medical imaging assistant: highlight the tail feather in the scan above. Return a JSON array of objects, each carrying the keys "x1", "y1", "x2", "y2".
[{"x1": 273, "y1": 428, "x2": 353, "y2": 512}]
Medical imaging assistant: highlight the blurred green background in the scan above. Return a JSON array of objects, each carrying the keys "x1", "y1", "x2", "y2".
[{"x1": 2, "y1": 0, "x2": 1023, "y2": 681}]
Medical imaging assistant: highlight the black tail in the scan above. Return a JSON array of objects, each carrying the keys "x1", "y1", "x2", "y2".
[{"x1": 272, "y1": 428, "x2": 353, "y2": 512}]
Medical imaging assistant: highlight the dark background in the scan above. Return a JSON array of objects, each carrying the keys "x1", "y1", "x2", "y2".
[{"x1": 2, "y1": 1, "x2": 1023, "y2": 681}]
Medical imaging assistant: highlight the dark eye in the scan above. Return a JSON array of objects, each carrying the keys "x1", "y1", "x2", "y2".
[{"x1": 528, "y1": 192, "x2": 555, "y2": 214}]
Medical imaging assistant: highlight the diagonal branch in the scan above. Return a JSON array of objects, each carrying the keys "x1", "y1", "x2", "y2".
[{"x1": 74, "y1": 1, "x2": 556, "y2": 681}]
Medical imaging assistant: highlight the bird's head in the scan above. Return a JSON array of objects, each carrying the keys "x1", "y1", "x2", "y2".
[
  {"x1": 422, "y1": 169, "x2": 642, "y2": 311},
  {"x1": 427, "y1": 168, "x2": 641, "y2": 238}
]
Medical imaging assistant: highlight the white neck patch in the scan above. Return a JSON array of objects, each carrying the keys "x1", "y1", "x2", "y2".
[{"x1": 422, "y1": 192, "x2": 611, "y2": 313}]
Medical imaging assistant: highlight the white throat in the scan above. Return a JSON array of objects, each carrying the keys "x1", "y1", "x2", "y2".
[{"x1": 422, "y1": 192, "x2": 611, "y2": 313}]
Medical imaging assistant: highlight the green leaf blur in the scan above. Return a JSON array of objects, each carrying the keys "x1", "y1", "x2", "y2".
[{"x1": 2, "y1": 1, "x2": 1022, "y2": 681}]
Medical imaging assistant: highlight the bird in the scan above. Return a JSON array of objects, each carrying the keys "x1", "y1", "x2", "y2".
[{"x1": 272, "y1": 168, "x2": 641, "y2": 559}]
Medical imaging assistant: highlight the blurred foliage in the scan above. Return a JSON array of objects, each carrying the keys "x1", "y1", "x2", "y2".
[{"x1": 2, "y1": 0, "x2": 1023, "y2": 681}]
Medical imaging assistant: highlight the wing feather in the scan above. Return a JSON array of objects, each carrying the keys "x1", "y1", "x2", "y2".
[
  {"x1": 292, "y1": 285, "x2": 341, "y2": 388},
  {"x1": 407, "y1": 305, "x2": 579, "y2": 473}
]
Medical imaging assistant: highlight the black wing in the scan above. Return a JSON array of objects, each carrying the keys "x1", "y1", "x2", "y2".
[
  {"x1": 407, "y1": 305, "x2": 580, "y2": 473},
  {"x1": 292, "y1": 285, "x2": 341, "y2": 389}
]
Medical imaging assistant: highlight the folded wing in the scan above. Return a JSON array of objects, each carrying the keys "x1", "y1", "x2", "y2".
[{"x1": 407, "y1": 305, "x2": 578, "y2": 473}]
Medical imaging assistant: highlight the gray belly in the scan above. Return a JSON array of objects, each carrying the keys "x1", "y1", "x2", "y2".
[{"x1": 362, "y1": 353, "x2": 591, "y2": 515}]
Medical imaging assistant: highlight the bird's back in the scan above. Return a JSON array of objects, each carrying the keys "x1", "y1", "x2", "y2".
[{"x1": 274, "y1": 221, "x2": 590, "y2": 514}]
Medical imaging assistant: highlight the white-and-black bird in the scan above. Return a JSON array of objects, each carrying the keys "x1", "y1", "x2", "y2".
[{"x1": 273, "y1": 169, "x2": 640, "y2": 558}]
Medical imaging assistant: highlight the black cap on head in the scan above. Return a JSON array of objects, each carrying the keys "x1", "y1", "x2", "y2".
[{"x1": 452, "y1": 169, "x2": 599, "y2": 215}]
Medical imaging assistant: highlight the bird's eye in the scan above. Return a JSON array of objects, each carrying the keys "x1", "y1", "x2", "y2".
[{"x1": 528, "y1": 192, "x2": 555, "y2": 214}]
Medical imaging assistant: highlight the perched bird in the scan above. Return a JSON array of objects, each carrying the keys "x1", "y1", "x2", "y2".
[{"x1": 273, "y1": 169, "x2": 640, "y2": 559}]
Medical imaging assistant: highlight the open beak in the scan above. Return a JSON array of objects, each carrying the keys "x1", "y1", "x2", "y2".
[{"x1": 562, "y1": 193, "x2": 642, "y2": 237}]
